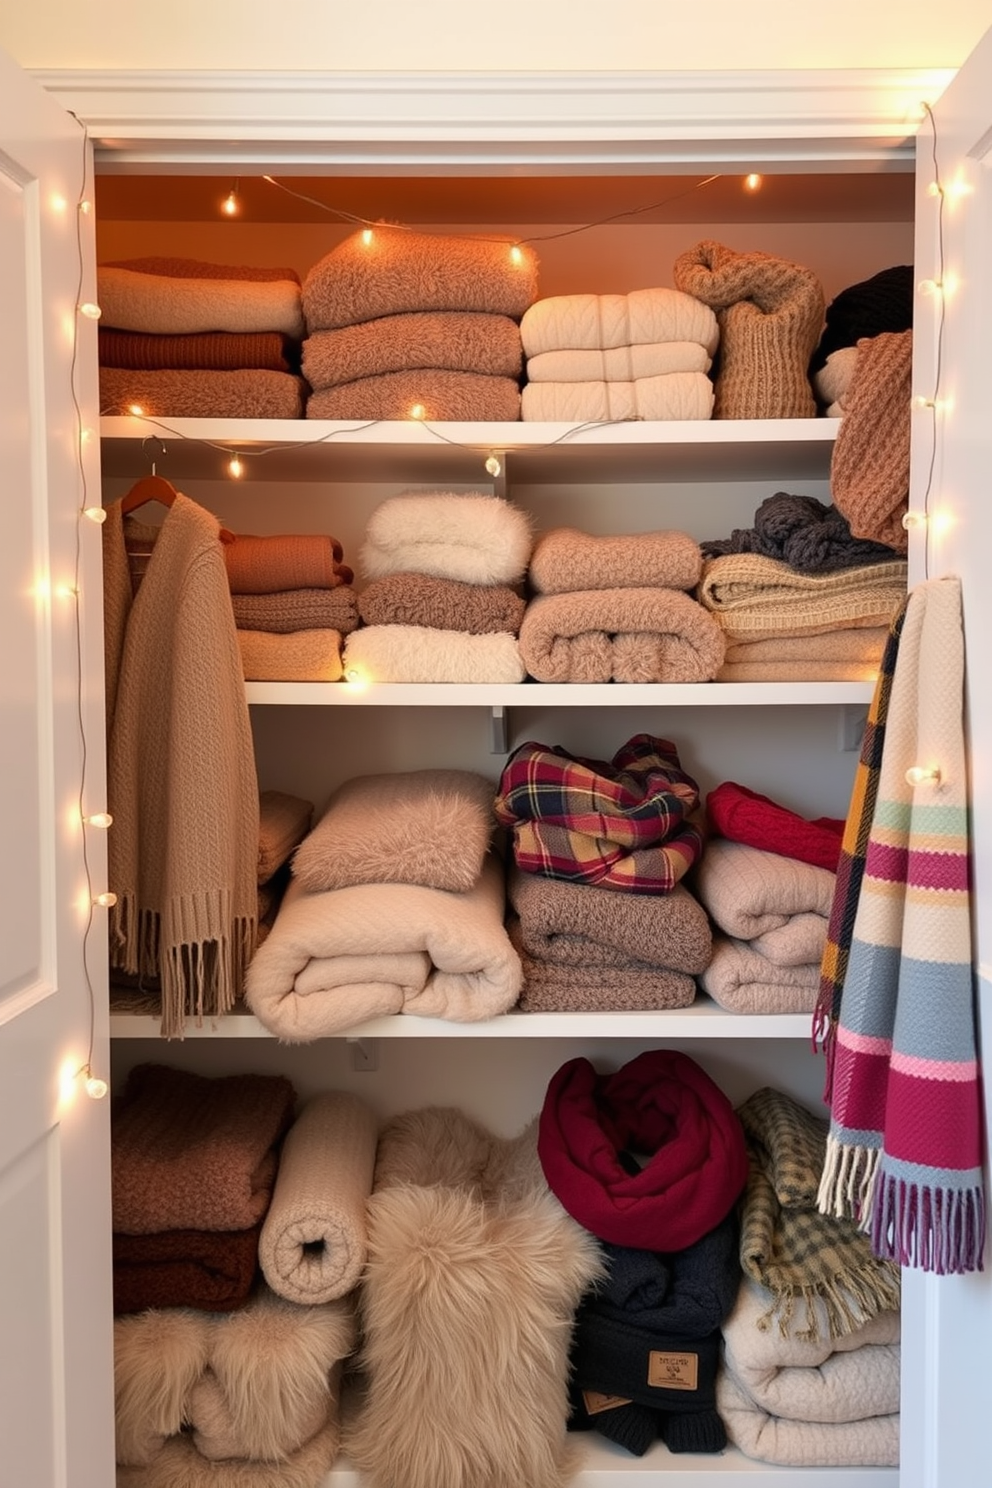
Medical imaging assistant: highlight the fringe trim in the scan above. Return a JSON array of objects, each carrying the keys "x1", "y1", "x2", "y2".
[
  {"x1": 817, "y1": 1132, "x2": 879, "y2": 1230},
  {"x1": 755, "y1": 1253, "x2": 901, "y2": 1344},
  {"x1": 872, "y1": 1172, "x2": 987, "y2": 1275}
]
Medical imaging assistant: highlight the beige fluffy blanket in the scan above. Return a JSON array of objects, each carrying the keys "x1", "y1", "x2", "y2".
[
  {"x1": 715, "y1": 1372, "x2": 900, "y2": 1470},
  {"x1": 696, "y1": 553, "x2": 908, "y2": 642},
  {"x1": 237, "y1": 629, "x2": 343, "y2": 682},
  {"x1": 302, "y1": 311, "x2": 522, "y2": 388},
  {"x1": 357, "y1": 572, "x2": 526, "y2": 634},
  {"x1": 307, "y1": 369, "x2": 522, "y2": 422},
  {"x1": 526, "y1": 340, "x2": 712, "y2": 382},
  {"x1": 361, "y1": 491, "x2": 533, "y2": 586},
  {"x1": 231, "y1": 589, "x2": 359, "y2": 635},
  {"x1": 520, "y1": 288, "x2": 718, "y2": 357},
  {"x1": 528, "y1": 527, "x2": 702, "y2": 595},
  {"x1": 343, "y1": 624, "x2": 525, "y2": 684},
  {"x1": 521, "y1": 372, "x2": 713, "y2": 422},
  {"x1": 693, "y1": 839, "x2": 835, "y2": 940},
  {"x1": 243, "y1": 855, "x2": 523, "y2": 1039},
  {"x1": 97, "y1": 263, "x2": 305, "y2": 337},
  {"x1": 518, "y1": 588, "x2": 725, "y2": 682},
  {"x1": 699, "y1": 934, "x2": 820, "y2": 1015},
  {"x1": 100, "y1": 366, "x2": 307, "y2": 419}
]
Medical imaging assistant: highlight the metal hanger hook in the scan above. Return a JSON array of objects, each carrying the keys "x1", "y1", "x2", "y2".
[{"x1": 141, "y1": 435, "x2": 167, "y2": 476}]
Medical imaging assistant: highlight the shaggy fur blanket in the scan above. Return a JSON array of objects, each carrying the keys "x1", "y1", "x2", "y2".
[
  {"x1": 361, "y1": 492, "x2": 533, "y2": 586},
  {"x1": 692, "y1": 839, "x2": 835, "y2": 941},
  {"x1": 356, "y1": 572, "x2": 526, "y2": 635},
  {"x1": 100, "y1": 366, "x2": 307, "y2": 419},
  {"x1": 97, "y1": 263, "x2": 305, "y2": 337},
  {"x1": 301, "y1": 311, "x2": 523, "y2": 388},
  {"x1": 306, "y1": 369, "x2": 522, "y2": 422},
  {"x1": 519, "y1": 288, "x2": 718, "y2": 357},
  {"x1": 527, "y1": 527, "x2": 702, "y2": 595},
  {"x1": 237, "y1": 628, "x2": 343, "y2": 682},
  {"x1": 698, "y1": 935, "x2": 821, "y2": 1015},
  {"x1": 342, "y1": 624, "x2": 526, "y2": 684},
  {"x1": 696, "y1": 553, "x2": 908, "y2": 643},
  {"x1": 521, "y1": 372, "x2": 713, "y2": 422},
  {"x1": 526, "y1": 340, "x2": 712, "y2": 382},
  {"x1": 518, "y1": 588, "x2": 725, "y2": 683}
]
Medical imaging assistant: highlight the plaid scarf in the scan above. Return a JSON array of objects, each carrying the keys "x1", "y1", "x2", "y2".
[
  {"x1": 737, "y1": 1087, "x2": 900, "y2": 1342},
  {"x1": 493, "y1": 734, "x2": 704, "y2": 893},
  {"x1": 816, "y1": 578, "x2": 985, "y2": 1274}
]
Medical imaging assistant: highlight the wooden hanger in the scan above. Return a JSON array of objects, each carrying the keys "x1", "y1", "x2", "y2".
[{"x1": 121, "y1": 473, "x2": 235, "y2": 543}]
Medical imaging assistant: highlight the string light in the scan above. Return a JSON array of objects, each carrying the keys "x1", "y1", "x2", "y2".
[
  {"x1": 509, "y1": 245, "x2": 524, "y2": 265},
  {"x1": 917, "y1": 278, "x2": 942, "y2": 296},
  {"x1": 361, "y1": 228, "x2": 374, "y2": 246},
  {"x1": 222, "y1": 179, "x2": 240, "y2": 217},
  {"x1": 83, "y1": 505, "x2": 107, "y2": 524},
  {"x1": 409, "y1": 404, "x2": 426, "y2": 420},
  {"x1": 902, "y1": 510, "x2": 928, "y2": 531},
  {"x1": 84, "y1": 1071, "x2": 109, "y2": 1100},
  {"x1": 744, "y1": 173, "x2": 762, "y2": 192},
  {"x1": 906, "y1": 765, "x2": 942, "y2": 786},
  {"x1": 227, "y1": 454, "x2": 244, "y2": 479},
  {"x1": 78, "y1": 301, "x2": 101, "y2": 319},
  {"x1": 79, "y1": 199, "x2": 91, "y2": 215},
  {"x1": 128, "y1": 403, "x2": 144, "y2": 417},
  {"x1": 93, "y1": 891, "x2": 117, "y2": 908},
  {"x1": 484, "y1": 455, "x2": 502, "y2": 478},
  {"x1": 84, "y1": 812, "x2": 113, "y2": 829}
]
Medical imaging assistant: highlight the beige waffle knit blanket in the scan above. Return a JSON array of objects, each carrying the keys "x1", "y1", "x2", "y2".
[
  {"x1": 696, "y1": 553, "x2": 907, "y2": 642},
  {"x1": 717, "y1": 627, "x2": 888, "y2": 682},
  {"x1": 526, "y1": 340, "x2": 712, "y2": 382},
  {"x1": 520, "y1": 288, "x2": 718, "y2": 356}
]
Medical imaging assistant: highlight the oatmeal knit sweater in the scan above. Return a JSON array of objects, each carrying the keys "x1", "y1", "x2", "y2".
[{"x1": 103, "y1": 495, "x2": 259, "y2": 1035}]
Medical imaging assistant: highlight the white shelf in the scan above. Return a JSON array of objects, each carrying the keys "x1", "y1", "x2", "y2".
[{"x1": 245, "y1": 680, "x2": 874, "y2": 707}]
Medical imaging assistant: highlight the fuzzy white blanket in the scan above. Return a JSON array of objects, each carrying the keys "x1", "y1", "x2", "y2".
[
  {"x1": 244, "y1": 855, "x2": 523, "y2": 1039},
  {"x1": 343, "y1": 625, "x2": 526, "y2": 684},
  {"x1": 97, "y1": 265, "x2": 305, "y2": 338},
  {"x1": 520, "y1": 289, "x2": 719, "y2": 357},
  {"x1": 521, "y1": 372, "x2": 714, "y2": 422},
  {"x1": 525, "y1": 340, "x2": 712, "y2": 382},
  {"x1": 361, "y1": 492, "x2": 533, "y2": 586}
]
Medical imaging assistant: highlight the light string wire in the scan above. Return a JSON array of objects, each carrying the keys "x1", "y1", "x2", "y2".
[{"x1": 918, "y1": 100, "x2": 945, "y2": 583}]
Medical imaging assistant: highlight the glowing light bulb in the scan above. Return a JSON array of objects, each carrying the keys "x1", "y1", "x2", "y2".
[
  {"x1": 228, "y1": 455, "x2": 244, "y2": 479},
  {"x1": 80, "y1": 426, "x2": 94, "y2": 444},
  {"x1": 84, "y1": 812, "x2": 113, "y2": 829},
  {"x1": 85, "y1": 1075, "x2": 109, "y2": 1100},
  {"x1": 83, "y1": 505, "x2": 107, "y2": 524},
  {"x1": 128, "y1": 404, "x2": 145, "y2": 418},
  {"x1": 917, "y1": 278, "x2": 942, "y2": 297},
  {"x1": 927, "y1": 181, "x2": 944, "y2": 198},
  {"x1": 93, "y1": 891, "x2": 117, "y2": 908},
  {"x1": 362, "y1": 228, "x2": 374, "y2": 246},
  {"x1": 901, "y1": 510, "x2": 927, "y2": 531},
  {"x1": 484, "y1": 455, "x2": 502, "y2": 478},
  {"x1": 79, "y1": 200, "x2": 92, "y2": 215},
  {"x1": 744, "y1": 173, "x2": 762, "y2": 192},
  {"x1": 906, "y1": 764, "x2": 941, "y2": 787},
  {"x1": 913, "y1": 395, "x2": 937, "y2": 410},
  {"x1": 509, "y1": 245, "x2": 523, "y2": 265},
  {"x1": 409, "y1": 403, "x2": 426, "y2": 420},
  {"x1": 51, "y1": 193, "x2": 68, "y2": 213},
  {"x1": 222, "y1": 190, "x2": 238, "y2": 216},
  {"x1": 78, "y1": 302, "x2": 101, "y2": 320}
]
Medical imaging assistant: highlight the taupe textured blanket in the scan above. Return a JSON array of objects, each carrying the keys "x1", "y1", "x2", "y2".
[
  {"x1": 830, "y1": 330, "x2": 913, "y2": 554},
  {"x1": 97, "y1": 264, "x2": 305, "y2": 336},
  {"x1": 525, "y1": 340, "x2": 712, "y2": 382},
  {"x1": 343, "y1": 624, "x2": 525, "y2": 683},
  {"x1": 99, "y1": 327, "x2": 300, "y2": 373},
  {"x1": 520, "y1": 371, "x2": 713, "y2": 422},
  {"x1": 231, "y1": 588, "x2": 359, "y2": 635},
  {"x1": 105, "y1": 256, "x2": 301, "y2": 284},
  {"x1": 693, "y1": 838, "x2": 835, "y2": 940},
  {"x1": 357, "y1": 572, "x2": 526, "y2": 634},
  {"x1": 699, "y1": 934, "x2": 820, "y2": 1015},
  {"x1": 237, "y1": 629, "x2": 343, "y2": 682},
  {"x1": 528, "y1": 527, "x2": 702, "y2": 595},
  {"x1": 306, "y1": 368, "x2": 521, "y2": 422},
  {"x1": 508, "y1": 920, "x2": 698, "y2": 1011},
  {"x1": 696, "y1": 553, "x2": 908, "y2": 643},
  {"x1": 518, "y1": 587, "x2": 725, "y2": 682},
  {"x1": 302, "y1": 311, "x2": 523, "y2": 388},
  {"x1": 101, "y1": 366, "x2": 307, "y2": 419},
  {"x1": 361, "y1": 491, "x2": 533, "y2": 586},
  {"x1": 519, "y1": 288, "x2": 718, "y2": 356},
  {"x1": 716, "y1": 1370, "x2": 899, "y2": 1468}
]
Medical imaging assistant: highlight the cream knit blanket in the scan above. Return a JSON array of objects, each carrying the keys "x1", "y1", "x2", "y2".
[
  {"x1": 696, "y1": 553, "x2": 907, "y2": 642},
  {"x1": 520, "y1": 289, "x2": 718, "y2": 357},
  {"x1": 521, "y1": 372, "x2": 713, "y2": 423},
  {"x1": 525, "y1": 341, "x2": 712, "y2": 382}
]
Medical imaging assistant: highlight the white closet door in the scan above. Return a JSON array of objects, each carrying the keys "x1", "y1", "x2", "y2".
[
  {"x1": 0, "y1": 44, "x2": 115, "y2": 1487},
  {"x1": 900, "y1": 20, "x2": 992, "y2": 1488}
]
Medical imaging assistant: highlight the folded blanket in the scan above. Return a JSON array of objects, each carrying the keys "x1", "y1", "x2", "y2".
[
  {"x1": 112, "y1": 1223, "x2": 262, "y2": 1316},
  {"x1": 518, "y1": 588, "x2": 725, "y2": 682},
  {"x1": 100, "y1": 366, "x2": 307, "y2": 419},
  {"x1": 244, "y1": 854, "x2": 522, "y2": 1040},
  {"x1": 362, "y1": 491, "x2": 533, "y2": 586},
  {"x1": 231, "y1": 588, "x2": 359, "y2": 634},
  {"x1": 307, "y1": 368, "x2": 522, "y2": 422},
  {"x1": 238, "y1": 628, "x2": 343, "y2": 682},
  {"x1": 701, "y1": 492, "x2": 902, "y2": 574},
  {"x1": 302, "y1": 227, "x2": 539, "y2": 331},
  {"x1": 519, "y1": 289, "x2": 719, "y2": 357},
  {"x1": 829, "y1": 329, "x2": 913, "y2": 554},
  {"x1": 111, "y1": 1064, "x2": 296, "y2": 1235},
  {"x1": 105, "y1": 256, "x2": 302, "y2": 284},
  {"x1": 508, "y1": 919, "x2": 698, "y2": 1011},
  {"x1": 116, "y1": 1416, "x2": 344, "y2": 1488},
  {"x1": 716, "y1": 1368, "x2": 899, "y2": 1467},
  {"x1": 696, "y1": 553, "x2": 908, "y2": 642},
  {"x1": 258, "y1": 790, "x2": 314, "y2": 884},
  {"x1": 259, "y1": 1091, "x2": 378, "y2": 1305},
  {"x1": 699, "y1": 935, "x2": 820, "y2": 1015},
  {"x1": 718, "y1": 626, "x2": 889, "y2": 681},
  {"x1": 97, "y1": 264, "x2": 305, "y2": 337},
  {"x1": 526, "y1": 340, "x2": 712, "y2": 382},
  {"x1": 718, "y1": 657, "x2": 884, "y2": 682},
  {"x1": 706, "y1": 780, "x2": 845, "y2": 873},
  {"x1": 343, "y1": 624, "x2": 525, "y2": 683},
  {"x1": 302, "y1": 311, "x2": 523, "y2": 388},
  {"x1": 521, "y1": 372, "x2": 713, "y2": 422},
  {"x1": 99, "y1": 327, "x2": 300, "y2": 373},
  {"x1": 224, "y1": 533, "x2": 351, "y2": 593},
  {"x1": 693, "y1": 838, "x2": 835, "y2": 940},
  {"x1": 357, "y1": 572, "x2": 526, "y2": 634},
  {"x1": 528, "y1": 527, "x2": 702, "y2": 595}
]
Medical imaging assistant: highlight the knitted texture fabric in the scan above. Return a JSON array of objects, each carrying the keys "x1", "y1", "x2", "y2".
[
  {"x1": 700, "y1": 935, "x2": 821, "y2": 1016},
  {"x1": 809, "y1": 264, "x2": 914, "y2": 377},
  {"x1": 538, "y1": 1050, "x2": 749, "y2": 1252},
  {"x1": 223, "y1": 532, "x2": 351, "y2": 593},
  {"x1": 701, "y1": 492, "x2": 902, "y2": 574},
  {"x1": 517, "y1": 587, "x2": 725, "y2": 683},
  {"x1": 508, "y1": 920, "x2": 699, "y2": 1013},
  {"x1": 230, "y1": 588, "x2": 359, "y2": 634},
  {"x1": 706, "y1": 781, "x2": 845, "y2": 872},
  {"x1": 816, "y1": 577, "x2": 985, "y2": 1274},
  {"x1": 696, "y1": 552, "x2": 908, "y2": 643},
  {"x1": 99, "y1": 327, "x2": 300, "y2": 374},
  {"x1": 237, "y1": 628, "x2": 344, "y2": 682},
  {"x1": 692, "y1": 838, "x2": 835, "y2": 941},
  {"x1": 111, "y1": 1223, "x2": 262, "y2": 1315},
  {"x1": 672, "y1": 240, "x2": 825, "y2": 418},
  {"x1": 257, "y1": 790, "x2": 314, "y2": 884},
  {"x1": 357, "y1": 572, "x2": 526, "y2": 635},
  {"x1": 527, "y1": 527, "x2": 703, "y2": 595},
  {"x1": 829, "y1": 330, "x2": 913, "y2": 553}
]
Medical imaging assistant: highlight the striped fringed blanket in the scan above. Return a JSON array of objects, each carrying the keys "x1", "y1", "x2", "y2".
[{"x1": 816, "y1": 576, "x2": 985, "y2": 1274}]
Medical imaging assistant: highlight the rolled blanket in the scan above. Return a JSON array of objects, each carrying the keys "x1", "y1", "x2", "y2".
[
  {"x1": 243, "y1": 854, "x2": 523, "y2": 1040},
  {"x1": 519, "y1": 289, "x2": 719, "y2": 357},
  {"x1": 343, "y1": 624, "x2": 525, "y2": 683},
  {"x1": 111, "y1": 1063, "x2": 296, "y2": 1235},
  {"x1": 111, "y1": 1223, "x2": 262, "y2": 1316},
  {"x1": 494, "y1": 734, "x2": 704, "y2": 894},
  {"x1": 508, "y1": 919, "x2": 698, "y2": 1012},
  {"x1": 99, "y1": 327, "x2": 300, "y2": 373},
  {"x1": 696, "y1": 553, "x2": 908, "y2": 642},
  {"x1": 97, "y1": 263, "x2": 305, "y2": 337},
  {"x1": 237, "y1": 629, "x2": 343, "y2": 682},
  {"x1": 520, "y1": 372, "x2": 713, "y2": 423},
  {"x1": 829, "y1": 329, "x2": 913, "y2": 554},
  {"x1": 706, "y1": 781, "x2": 845, "y2": 872},
  {"x1": 693, "y1": 838, "x2": 835, "y2": 940},
  {"x1": 528, "y1": 527, "x2": 702, "y2": 595},
  {"x1": 672, "y1": 239, "x2": 824, "y2": 418},
  {"x1": 306, "y1": 368, "x2": 521, "y2": 422},
  {"x1": 259, "y1": 1091, "x2": 378, "y2": 1304},
  {"x1": 357, "y1": 572, "x2": 526, "y2": 634},
  {"x1": 526, "y1": 340, "x2": 712, "y2": 382},
  {"x1": 518, "y1": 588, "x2": 725, "y2": 683},
  {"x1": 224, "y1": 533, "x2": 351, "y2": 593},
  {"x1": 809, "y1": 263, "x2": 914, "y2": 378},
  {"x1": 302, "y1": 227, "x2": 539, "y2": 331},
  {"x1": 717, "y1": 627, "x2": 888, "y2": 683},
  {"x1": 231, "y1": 588, "x2": 359, "y2": 634},
  {"x1": 301, "y1": 311, "x2": 523, "y2": 388},
  {"x1": 258, "y1": 791, "x2": 314, "y2": 884},
  {"x1": 361, "y1": 491, "x2": 533, "y2": 586},
  {"x1": 292, "y1": 768, "x2": 496, "y2": 894},
  {"x1": 701, "y1": 492, "x2": 902, "y2": 574},
  {"x1": 100, "y1": 366, "x2": 307, "y2": 419},
  {"x1": 698, "y1": 934, "x2": 820, "y2": 1015},
  {"x1": 716, "y1": 1369, "x2": 899, "y2": 1468}
]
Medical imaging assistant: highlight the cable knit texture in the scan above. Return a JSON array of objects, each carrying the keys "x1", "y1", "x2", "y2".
[
  {"x1": 829, "y1": 330, "x2": 913, "y2": 553},
  {"x1": 696, "y1": 552, "x2": 907, "y2": 642},
  {"x1": 706, "y1": 781, "x2": 845, "y2": 872}
]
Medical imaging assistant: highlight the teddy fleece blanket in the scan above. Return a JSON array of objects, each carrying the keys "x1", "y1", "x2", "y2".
[
  {"x1": 527, "y1": 527, "x2": 702, "y2": 595},
  {"x1": 98, "y1": 264, "x2": 305, "y2": 337},
  {"x1": 100, "y1": 366, "x2": 307, "y2": 419},
  {"x1": 342, "y1": 624, "x2": 526, "y2": 684},
  {"x1": 525, "y1": 340, "x2": 712, "y2": 382},
  {"x1": 361, "y1": 491, "x2": 533, "y2": 586},
  {"x1": 518, "y1": 588, "x2": 725, "y2": 682},
  {"x1": 307, "y1": 369, "x2": 522, "y2": 423},
  {"x1": 519, "y1": 289, "x2": 719, "y2": 357},
  {"x1": 301, "y1": 311, "x2": 523, "y2": 388},
  {"x1": 696, "y1": 554, "x2": 908, "y2": 643},
  {"x1": 521, "y1": 372, "x2": 713, "y2": 423},
  {"x1": 507, "y1": 920, "x2": 699, "y2": 1012},
  {"x1": 357, "y1": 572, "x2": 526, "y2": 634}
]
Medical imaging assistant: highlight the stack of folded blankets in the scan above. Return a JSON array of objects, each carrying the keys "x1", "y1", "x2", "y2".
[
  {"x1": 809, "y1": 264, "x2": 914, "y2": 416},
  {"x1": 518, "y1": 288, "x2": 719, "y2": 421},
  {"x1": 717, "y1": 1087, "x2": 901, "y2": 1468},
  {"x1": 519, "y1": 527, "x2": 725, "y2": 682},
  {"x1": 300, "y1": 226, "x2": 539, "y2": 421},
  {"x1": 244, "y1": 768, "x2": 523, "y2": 1038},
  {"x1": 255, "y1": 789, "x2": 314, "y2": 945},
  {"x1": 495, "y1": 734, "x2": 713, "y2": 1011},
  {"x1": 97, "y1": 256, "x2": 308, "y2": 418},
  {"x1": 346, "y1": 491, "x2": 532, "y2": 682},
  {"x1": 110, "y1": 1063, "x2": 296, "y2": 1316},
  {"x1": 224, "y1": 530, "x2": 358, "y2": 681},
  {"x1": 692, "y1": 782, "x2": 844, "y2": 1014}
]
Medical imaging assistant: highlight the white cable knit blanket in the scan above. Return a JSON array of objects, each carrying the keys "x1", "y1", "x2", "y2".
[
  {"x1": 520, "y1": 289, "x2": 719, "y2": 356},
  {"x1": 521, "y1": 372, "x2": 713, "y2": 422}
]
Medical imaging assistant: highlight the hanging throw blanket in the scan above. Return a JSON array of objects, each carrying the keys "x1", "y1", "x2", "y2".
[{"x1": 816, "y1": 576, "x2": 985, "y2": 1274}]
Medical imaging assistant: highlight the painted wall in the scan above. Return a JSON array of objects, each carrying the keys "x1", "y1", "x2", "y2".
[{"x1": 2, "y1": 0, "x2": 989, "y2": 72}]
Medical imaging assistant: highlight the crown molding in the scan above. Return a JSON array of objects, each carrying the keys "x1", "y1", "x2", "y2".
[{"x1": 32, "y1": 66, "x2": 954, "y2": 169}]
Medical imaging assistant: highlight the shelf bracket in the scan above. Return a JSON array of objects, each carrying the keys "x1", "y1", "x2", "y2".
[
  {"x1": 490, "y1": 705, "x2": 508, "y2": 754},
  {"x1": 838, "y1": 704, "x2": 868, "y2": 753},
  {"x1": 346, "y1": 1037, "x2": 379, "y2": 1072}
]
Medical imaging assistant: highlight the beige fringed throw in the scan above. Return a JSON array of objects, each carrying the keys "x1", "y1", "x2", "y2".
[{"x1": 103, "y1": 497, "x2": 259, "y2": 1035}]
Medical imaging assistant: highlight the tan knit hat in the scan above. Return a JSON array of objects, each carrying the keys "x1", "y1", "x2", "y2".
[
  {"x1": 829, "y1": 330, "x2": 913, "y2": 554},
  {"x1": 672, "y1": 239, "x2": 825, "y2": 418}
]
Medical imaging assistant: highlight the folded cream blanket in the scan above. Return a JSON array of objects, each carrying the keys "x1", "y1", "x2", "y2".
[
  {"x1": 521, "y1": 372, "x2": 713, "y2": 423},
  {"x1": 232, "y1": 589, "x2": 359, "y2": 635},
  {"x1": 362, "y1": 492, "x2": 533, "y2": 586},
  {"x1": 520, "y1": 289, "x2": 719, "y2": 357},
  {"x1": 302, "y1": 312, "x2": 523, "y2": 388},
  {"x1": 259, "y1": 1091, "x2": 379, "y2": 1305},
  {"x1": 696, "y1": 553, "x2": 908, "y2": 642},
  {"x1": 509, "y1": 920, "x2": 698, "y2": 1011},
  {"x1": 525, "y1": 340, "x2": 712, "y2": 382},
  {"x1": 98, "y1": 265, "x2": 305, "y2": 337},
  {"x1": 243, "y1": 855, "x2": 523, "y2": 1040},
  {"x1": 699, "y1": 934, "x2": 820, "y2": 1015},
  {"x1": 528, "y1": 527, "x2": 702, "y2": 595},
  {"x1": 100, "y1": 366, "x2": 307, "y2": 419},
  {"x1": 292, "y1": 768, "x2": 497, "y2": 894},
  {"x1": 258, "y1": 790, "x2": 314, "y2": 884},
  {"x1": 357, "y1": 572, "x2": 526, "y2": 634},
  {"x1": 716, "y1": 1370, "x2": 899, "y2": 1468},
  {"x1": 693, "y1": 838, "x2": 835, "y2": 940},
  {"x1": 518, "y1": 588, "x2": 725, "y2": 683},
  {"x1": 237, "y1": 629, "x2": 343, "y2": 682},
  {"x1": 307, "y1": 369, "x2": 522, "y2": 422},
  {"x1": 717, "y1": 627, "x2": 888, "y2": 683},
  {"x1": 343, "y1": 624, "x2": 526, "y2": 684},
  {"x1": 302, "y1": 227, "x2": 539, "y2": 331}
]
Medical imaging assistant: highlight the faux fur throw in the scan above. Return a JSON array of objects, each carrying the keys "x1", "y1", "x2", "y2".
[
  {"x1": 302, "y1": 227, "x2": 539, "y2": 331},
  {"x1": 526, "y1": 339, "x2": 712, "y2": 382},
  {"x1": 259, "y1": 1091, "x2": 378, "y2": 1305},
  {"x1": 357, "y1": 572, "x2": 526, "y2": 635},
  {"x1": 292, "y1": 768, "x2": 496, "y2": 894},
  {"x1": 693, "y1": 838, "x2": 835, "y2": 940},
  {"x1": 100, "y1": 366, "x2": 307, "y2": 419},
  {"x1": 508, "y1": 918, "x2": 698, "y2": 1012},
  {"x1": 115, "y1": 1416, "x2": 344, "y2": 1488},
  {"x1": 243, "y1": 854, "x2": 523, "y2": 1040},
  {"x1": 518, "y1": 587, "x2": 725, "y2": 683},
  {"x1": 99, "y1": 327, "x2": 300, "y2": 374},
  {"x1": 520, "y1": 372, "x2": 713, "y2": 422},
  {"x1": 224, "y1": 533, "x2": 352, "y2": 594},
  {"x1": 696, "y1": 553, "x2": 908, "y2": 642},
  {"x1": 706, "y1": 780, "x2": 844, "y2": 873},
  {"x1": 342, "y1": 624, "x2": 526, "y2": 684},
  {"x1": 301, "y1": 311, "x2": 523, "y2": 388},
  {"x1": 829, "y1": 330, "x2": 913, "y2": 554},
  {"x1": 237, "y1": 628, "x2": 343, "y2": 682},
  {"x1": 527, "y1": 527, "x2": 702, "y2": 595},
  {"x1": 231, "y1": 588, "x2": 359, "y2": 634},
  {"x1": 307, "y1": 369, "x2": 522, "y2": 422},
  {"x1": 701, "y1": 492, "x2": 902, "y2": 574},
  {"x1": 112, "y1": 1222, "x2": 262, "y2": 1316},
  {"x1": 716, "y1": 1370, "x2": 899, "y2": 1468},
  {"x1": 361, "y1": 491, "x2": 533, "y2": 586},
  {"x1": 519, "y1": 288, "x2": 719, "y2": 357},
  {"x1": 258, "y1": 791, "x2": 314, "y2": 885},
  {"x1": 698, "y1": 935, "x2": 820, "y2": 1015},
  {"x1": 97, "y1": 263, "x2": 305, "y2": 336}
]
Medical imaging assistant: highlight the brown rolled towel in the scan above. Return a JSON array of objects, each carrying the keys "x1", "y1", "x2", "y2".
[
  {"x1": 231, "y1": 588, "x2": 359, "y2": 634},
  {"x1": 223, "y1": 532, "x2": 351, "y2": 593},
  {"x1": 699, "y1": 933, "x2": 820, "y2": 1015},
  {"x1": 100, "y1": 366, "x2": 307, "y2": 419},
  {"x1": 518, "y1": 587, "x2": 725, "y2": 682},
  {"x1": 508, "y1": 917, "x2": 698, "y2": 1011},
  {"x1": 528, "y1": 527, "x2": 703, "y2": 595},
  {"x1": 357, "y1": 572, "x2": 526, "y2": 634},
  {"x1": 302, "y1": 311, "x2": 523, "y2": 388},
  {"x1": 111, "y1": 1224, "x2": 262, "y2": 1316},
  {"x1": 829, "y1": 330, "x2": 913, "y2": 554},
  {"x1": 672, "y1": 239, "x2": 825, "y2": 418},
  {"x1": 99, "y1": 327, "x2": 300, "y2": 373},
  {"x1": 258, "y1": 789, "x2": 314, "y2": 884},
  {"x1": 306, "y1": 368, "x2": 522, "y2": 422},
  {"x1": 301, "y1": 227, "x2": 539, "y2": 331},
  {"x1": 237, "y1": 628, "x2": 344, "y2": 682}
]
